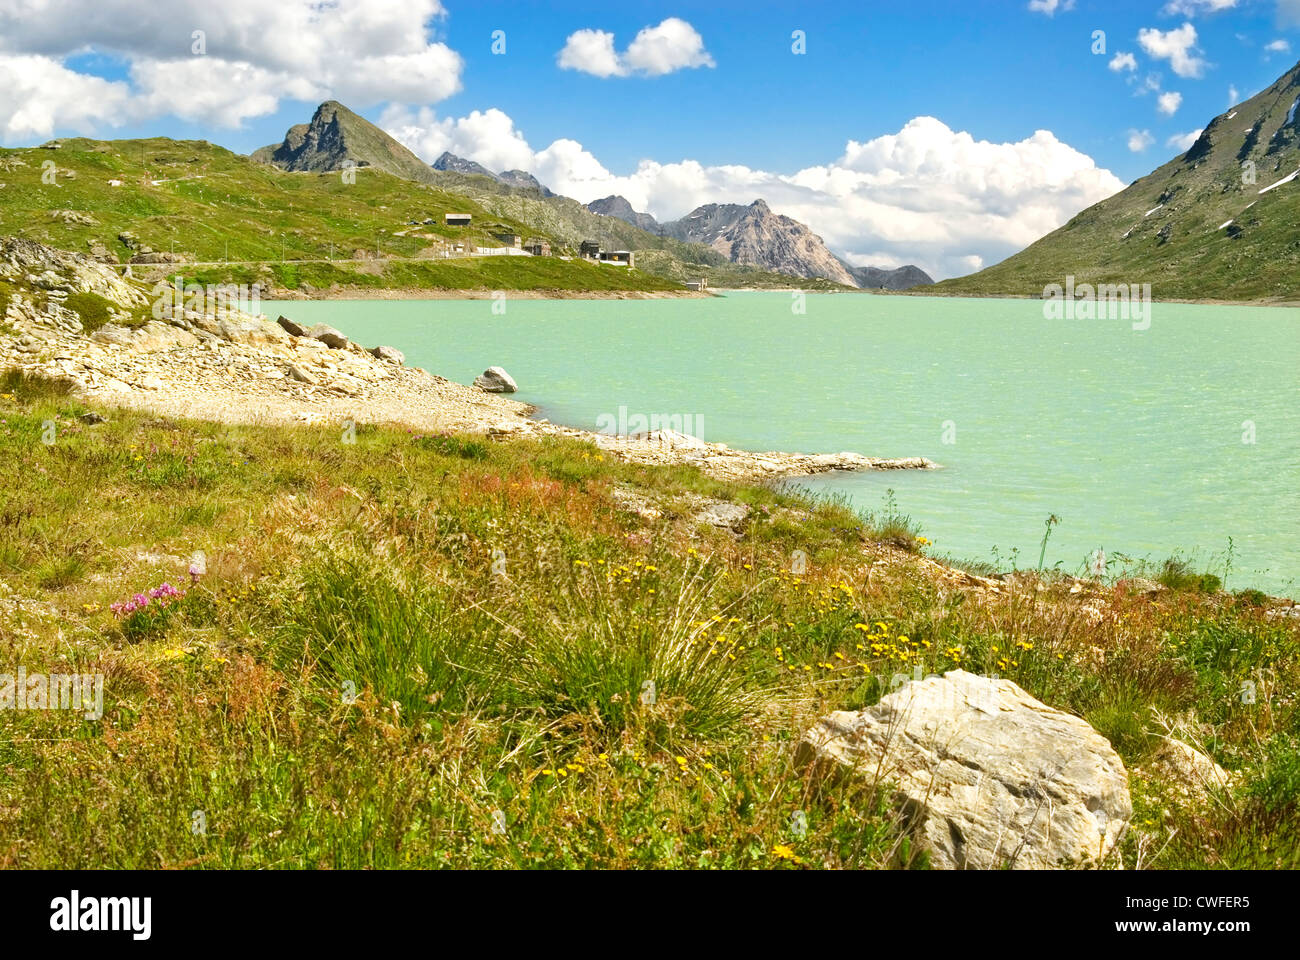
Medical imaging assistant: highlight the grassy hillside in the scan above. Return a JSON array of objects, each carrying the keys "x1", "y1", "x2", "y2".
[
  {"x1": 0, "y1": 135, "x2": 838, "y2": 294},
  {"x1": 0, "y1": 137, "x2": 680, "y2": 293},
  {"x1": 934, "y1": 60, "x2": 1300, "y2": 302},
  {"x1": 0, "y1": 370, "x2": 1296, "y2": 868}
]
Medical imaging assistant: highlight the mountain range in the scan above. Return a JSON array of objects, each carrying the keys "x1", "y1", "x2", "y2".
[
  {"x1": 253, "y1": 103, "x2": 928, "y2": 290},
  {"x1": 585, "y1": 195, "x2": 932, "y2": 290},
  {"x1": 935, "y1": 58, "x2": 1300, "y2": 302}
]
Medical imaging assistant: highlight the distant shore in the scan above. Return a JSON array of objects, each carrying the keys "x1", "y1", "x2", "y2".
[{"x1": 269, "y1": 286, "x2": 715, "y2": 301}]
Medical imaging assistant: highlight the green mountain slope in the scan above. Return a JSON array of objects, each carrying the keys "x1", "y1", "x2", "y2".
[
  {"x1": 933, "y1": 59, "x2": 1300, "y2": 302},
  {"x1": 0, "y1": 136, "x2": 679, "y2": 293}
]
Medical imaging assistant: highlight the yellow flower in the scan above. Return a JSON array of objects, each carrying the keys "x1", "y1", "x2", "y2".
[{"x1": 771, "y1": 844, "x2": 801, "y2": 862}]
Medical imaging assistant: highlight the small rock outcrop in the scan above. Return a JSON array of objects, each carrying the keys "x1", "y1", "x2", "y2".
[
  {"x1": 306, "y1": 323, "x2": 350, "y2": 349},
  {"x1": 1149, "y1": 738, "x2": 1234, "y2": 799},
  {"x1": 368, "y1": 345, "x2": 405, "y2": 365},
  {"x1": 797, "y1": 670, "x2": 1131, "y2": 869},
  {"x1": 276, "y1": 315, "x2": 310, "y2": 337},
  {"x1": 474, "y1": 366, "x2": 518, "y2": 393}
]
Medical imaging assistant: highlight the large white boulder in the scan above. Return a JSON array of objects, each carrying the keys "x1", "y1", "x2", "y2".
[
  {"x1": 797, "y1": 670, "x2": 1131, "y2": 869},
  {"x1": 474, "y1": 366, "x2": 517, "y2": 393}
]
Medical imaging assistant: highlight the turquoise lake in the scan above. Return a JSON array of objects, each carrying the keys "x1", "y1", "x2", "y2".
[{"x1": 266, "y1": 293, "x2": 1300, "y2": 597}]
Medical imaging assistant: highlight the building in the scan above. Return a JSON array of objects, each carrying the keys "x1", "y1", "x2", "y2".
[
  {"x1": 525, "y1": 238, "x2": 551, "y2": 257},
  {"x1": 599, "y1": 250, "x2": 635, "y2": 268},
  {"x1": 684, "y1": 279, "x2": 708, "y2": 292},
  {"x1": 579, "y1": 240, "x2": 601, "y2": 260},
  {"x1": 445, "y1": 213, "x2": 472, "y2": 226},
  {"x1": 493, "y1": 232, "x2": 522, "y2": 249}
]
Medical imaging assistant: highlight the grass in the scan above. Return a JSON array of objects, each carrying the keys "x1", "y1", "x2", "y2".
[{"x1": 0, "y1": 376, "x2": 1295, "y2": 868}]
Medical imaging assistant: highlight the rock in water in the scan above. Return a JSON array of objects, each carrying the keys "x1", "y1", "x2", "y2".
[
  {"x1": 474, "y1": 366, "x2": 517, "y2": 393},
  {"x1": 796, "y1": 670, "x2": 1131, "y2": 869}
]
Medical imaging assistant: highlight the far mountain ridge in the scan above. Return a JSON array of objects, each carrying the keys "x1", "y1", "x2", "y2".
[
  {"x1": 661, "y1": 200, "x2": 860, "y2": 287},
  {"x1": 432, "y1": 152, "x2": 555, "y2": 197},
  {"x1": 586, "y1": 195, "x2": 661, "y2": 233}
]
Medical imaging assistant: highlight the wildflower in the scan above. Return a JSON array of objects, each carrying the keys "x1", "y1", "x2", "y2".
[{"x1": 771, "y1": 844, "x2": 801, "y2": 862}]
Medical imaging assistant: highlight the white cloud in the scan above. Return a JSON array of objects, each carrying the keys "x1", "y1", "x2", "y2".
[
  {"x1": 1161, "y1": 0, "x2": 1238, "y2": 15},
  {"x1": 558, "y1": 18, "x2": 713, "y2": 78},
  {"x1": 1139, "y1": 23, "x2": 1207, "y2": 78},
  {"x1": 0, "y1": 0, "x2": 462, "y2": 137},
  {"x1": 1158, "y1": 91, "x2": 1184, "y2": 115},
  {"x1": 1229, "y1": 83, "x2": 1240, "y2": 105},
  {"x1": 386, "y1": 110, "x2": 1123, "y2": 282},
  {"x1": 1167, "y1": 128, "x2": 1203, "y2": 150},
  {"x1": 379, "y1": 105, "x2": 535, "y2": 173},
  {"x1": 0, "y1": 54, "x2": 134, "y2": 140},
  {"x1": 1129, "y1": 129, "x2": 1156, "y2": 151},
  {"x1": 1283, "y1": 0, "x2": 1300, "y2": 27},
  {"x1": 556, "y1": 29, "x2": 624, "y2": 78},
  {"x1": 1109, "y1": 52, "x2": 1138, "y2": 72},
  {"x1": 623, "y1": 18, "x2": 715, "y2": 75},
  {"x1": 1265, "y1": 39, "x2": 1292, "y2": 53},
  {"x1": 1027, "y1": 0, "x2": 1076, "y2": 15}
]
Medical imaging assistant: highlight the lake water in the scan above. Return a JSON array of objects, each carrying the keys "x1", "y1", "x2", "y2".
[{"x1": 266, "y1": 293, "x2": 1300, "y2": 597}]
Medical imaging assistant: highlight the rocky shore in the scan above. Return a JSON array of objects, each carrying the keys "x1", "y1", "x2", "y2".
[{"x1": 1, "y1": 237, "x2": 936, "y2": 483}]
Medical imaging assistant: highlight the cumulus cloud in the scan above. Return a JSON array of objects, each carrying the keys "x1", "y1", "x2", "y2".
[
  {"x1": 1109, "y1": 52, "x2": 1138, "y2": 72},
  {"x1": 1158, "y1": 91, "x2": 1184, "y2": 115},
  {"x1": 558, "y1": 18, "x2": 714, "y2": 77},
  {"x1": 385, "y1": 110, "x2": 1123, "y2": 281},
  {"x1": 379, "y1": 105, "x2": 535, "y2": 173},
  {"x1": 1139, "y1": 23, "x2": 1207, "y2": 78},
  {"x1": 556, "y1": 30, "x2": 624, "y2": 78},
  {"x1": 1265, "y1": 38, "x2": 1292, "y2": 53},
  {"x1": 1167, "y1": 128, "x2": 1204, "y2": 150},
  {"x1": 0, "y1": 0, "x2": 463, "y2": 137},
  {"x1": 0, "y1": 54, "x2": 134, "y2": 140},
  {"x1": 1128, "y1": 129, "x2": 1156, "y2": 151}
]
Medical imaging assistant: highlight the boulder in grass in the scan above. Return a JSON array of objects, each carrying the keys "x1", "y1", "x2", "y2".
[
  {"x1": 796, "y1": 670, "x2": 1131, "y2": 869},
  {"x1": 473, "y1": 366, "x2": 517, "y2": 393}
]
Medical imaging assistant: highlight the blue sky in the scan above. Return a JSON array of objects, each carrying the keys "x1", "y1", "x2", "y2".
[
  {"x1": 406, "y1": 0, "x2": 1299, "y2": 184},
  {"x1": 1, "y1": 0, "x2": 1297, "y2": 277}
]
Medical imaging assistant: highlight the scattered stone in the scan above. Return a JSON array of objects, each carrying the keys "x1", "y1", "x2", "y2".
[
  {"x1": 797, "y1": 670, "x2": 1132, "y2": 869},
  {"x1": 368, "y1": 345, "x2": 405, "y2": 365},
  {"x1": 78, "y1": 412, "x2": 107, "y2": 425},
  {"x1": 694, "y1": 501, "x2": 750, "y2": 530},
  {"x1": 306, "y1": 323, "x2": 350, "y2": 349},
  {"x1": 1149, "y1": 738, "x2": 1234, "y2": 798},
  {"x1": 277, "y1": 315, "x2": 310, "y2": 337},
  {"x1": 285, "y1": 362, "x2": 317, "y2": 384},
  {"x1": 474, "y1": 366, "x2": 518, "y2": 393}
]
